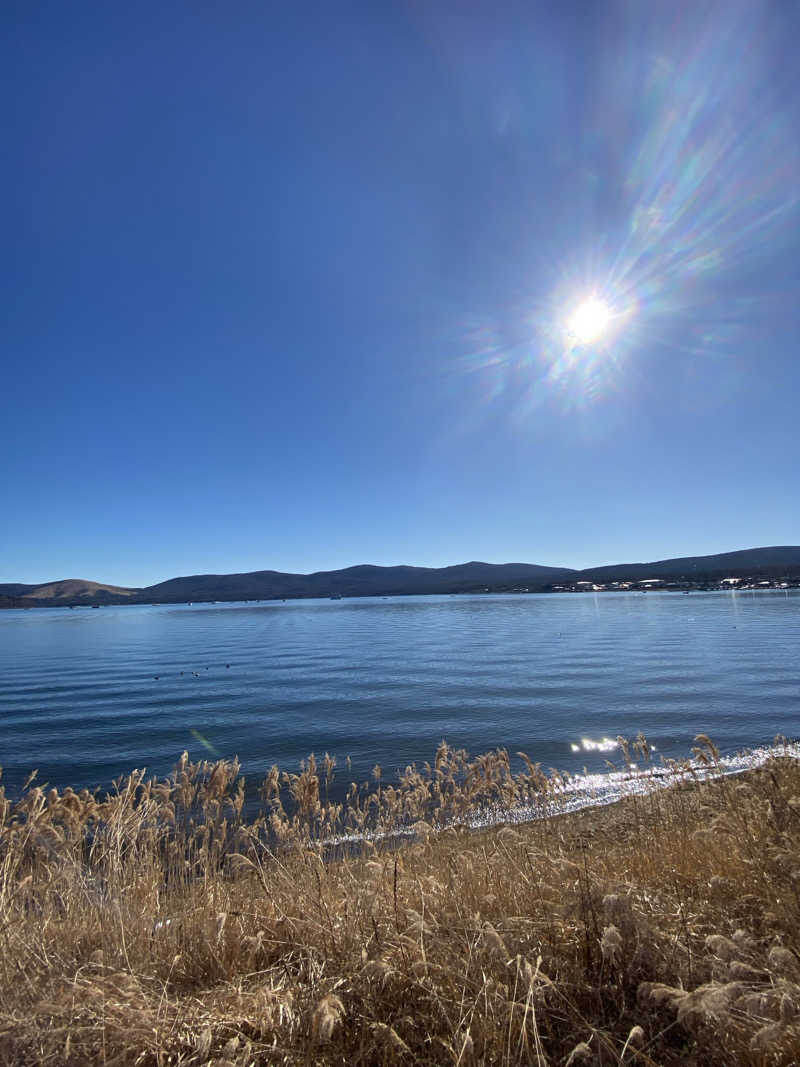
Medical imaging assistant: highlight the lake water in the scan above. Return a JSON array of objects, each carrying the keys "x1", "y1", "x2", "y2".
[{"x1": 0, "y1": 591, "x2": 798, "y2": 799}]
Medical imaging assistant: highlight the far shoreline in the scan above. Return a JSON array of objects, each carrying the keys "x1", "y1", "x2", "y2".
[{"x1": 3, "y1": 580, "x2": 799, "y2": 611}]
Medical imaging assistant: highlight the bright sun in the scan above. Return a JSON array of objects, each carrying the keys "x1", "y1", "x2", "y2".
[{"x1": 568, "y1": 297, "x2": 611, "y2": 343}]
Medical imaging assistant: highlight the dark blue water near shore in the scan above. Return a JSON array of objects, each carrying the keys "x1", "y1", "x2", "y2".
[{"x1": 0, "y1": 591, "x2": 798, "y2": 795}]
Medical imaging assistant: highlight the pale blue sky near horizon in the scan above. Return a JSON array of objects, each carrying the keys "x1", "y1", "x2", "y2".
[{"x1": 4, "y1": 1, "x2": 799, "y2": 588}]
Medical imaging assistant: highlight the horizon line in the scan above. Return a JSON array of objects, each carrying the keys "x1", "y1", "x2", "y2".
[{"x1": 4, "y1": 543, "x2": 799, "y2": 590}]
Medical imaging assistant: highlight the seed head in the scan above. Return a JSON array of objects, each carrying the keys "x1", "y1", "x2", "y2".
[
  {"x1": 750, "y1": 1022, "x2": 784, "y2": 1052},
  {"x1": 768, "y1": 946, "x2": 799, "y2": 977},
  {"x1": 311, "y1": 994, "x2": 344, "y2": 1043},
  {"x1": 780, "y1": 993, "x2": 796, "y2": 1024},
  {"x1": 600, "y1": 925, "x2": 623, "y2": 966},
  {"x1": 705, "y1": 934, "x2": 738, "y2": 961},
  {"x1": 626, "y1": 1025, "x2": 645, "y2": 1049},
  {"x1": 481, "y1": 922, "x2": 508, "y2": 959},
  {"x1": 565, "y1": 1041, "x2": 593, "y2": 1065}
]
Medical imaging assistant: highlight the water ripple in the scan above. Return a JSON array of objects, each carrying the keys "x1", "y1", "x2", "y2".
[{"x1": 0, "y1": 591, "x2": 797, "y2": 793}]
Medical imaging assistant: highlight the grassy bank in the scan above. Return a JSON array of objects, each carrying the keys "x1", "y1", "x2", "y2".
[{"x1": 0, "y1": 739, "x2": 798, "y2": 1064}]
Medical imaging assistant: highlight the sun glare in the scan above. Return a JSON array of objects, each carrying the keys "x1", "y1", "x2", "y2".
[{"x1": 568, "y1": 297, "x2": 611, "y2": 344}]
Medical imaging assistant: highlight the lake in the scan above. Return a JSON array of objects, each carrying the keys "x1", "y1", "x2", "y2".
[{"x1": 0, "y1": 591, "x2": 798, "y2": 798}]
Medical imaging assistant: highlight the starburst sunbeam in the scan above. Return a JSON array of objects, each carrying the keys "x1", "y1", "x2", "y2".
[{"x1": 451, "y1": 1, "x2": 800, "y2": 420}]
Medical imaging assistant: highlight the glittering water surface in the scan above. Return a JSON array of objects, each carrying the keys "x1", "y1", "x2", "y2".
[{"x1": 0, "y1": 592, "x2": 797, "y2": 797}]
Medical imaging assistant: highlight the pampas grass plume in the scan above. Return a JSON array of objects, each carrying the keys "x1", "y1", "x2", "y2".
[{"x1": 311, "y1": 994, "x2": 344, "y2": 1043}]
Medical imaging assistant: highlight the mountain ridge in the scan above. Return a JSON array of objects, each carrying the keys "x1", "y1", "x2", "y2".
[{"x1": 2, "y1": 546, "x2": 799, "y2": 608}]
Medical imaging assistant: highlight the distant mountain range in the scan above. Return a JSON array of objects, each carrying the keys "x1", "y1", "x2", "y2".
[
  {"x1": 0, "y1": 579, "x2": 138, "y2": 603},
  {"x1": 2, "y1": 546, "x2": 799, "y2": 608}
]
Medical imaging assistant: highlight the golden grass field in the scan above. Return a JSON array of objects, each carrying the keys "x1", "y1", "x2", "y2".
[{"x1": 0, "y1": 736, "x2": 798, "y2": 1065}]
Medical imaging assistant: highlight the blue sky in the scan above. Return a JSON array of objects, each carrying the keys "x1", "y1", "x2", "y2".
[{"x1": 4, "y1": 0, "x2": 799, "y2": 587}]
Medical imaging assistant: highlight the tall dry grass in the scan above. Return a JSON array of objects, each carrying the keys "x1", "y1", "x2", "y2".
[{"x1": 0, "y1": 738, "x2": 798, "y2": 1064}]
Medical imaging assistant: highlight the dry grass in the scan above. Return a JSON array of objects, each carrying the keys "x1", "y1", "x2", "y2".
[{"x1": 0, "y1": 738, "x2": 799, "y2": 1064}]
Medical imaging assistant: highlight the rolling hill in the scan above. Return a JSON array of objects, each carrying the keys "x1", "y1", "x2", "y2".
[
  {"x1": 142, "y1": 561, "x2": 576, "y2": 602},
  {"x1": 577, "y1": 545, "x2": 800, "y2": 583},
  {"x1": 2, "y1": 547, "x2": 799, "y2": 608},
  {"x1": 0, "y1": 579, "x2": 137, "y2": 606},
  {"x1": 13, "y1": 579, "x2": 137, "y2": 601}
]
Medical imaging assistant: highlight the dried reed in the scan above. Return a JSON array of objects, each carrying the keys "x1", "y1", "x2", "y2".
[{"x1": 0, "y1": 738, "x2": 797, "y2": 1064}]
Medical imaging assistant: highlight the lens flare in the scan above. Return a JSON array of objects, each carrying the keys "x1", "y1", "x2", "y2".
[
  {"x1": 567, "y1": 298, "x2": 611, "y2": 344},
  {"x1": 190, "y1": 728, "x2": 220, "y2": 757},
  {"x1": 446, "y1": 2, "x2": 799, "y2": 419}
]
